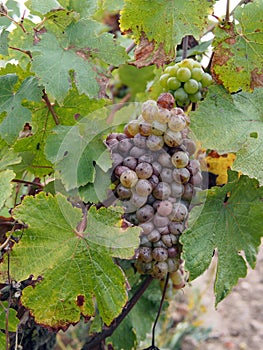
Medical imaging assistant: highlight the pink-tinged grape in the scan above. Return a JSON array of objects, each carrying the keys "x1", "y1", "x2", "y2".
[
  {"x1": 169, "y1": 202, "x2": 188, "y2": 222},
  {"x1": 170, "y1": 182, "x2": 184, "y2": 198},
  {"x1": 139, "y1": 221, "x2": 155, "y2": 235},
  {"x1": 155, "y1": 107, "x2": 170, "y2": 123},
  {"x1": 116, "y1": 184, "x2": 132, "y2": 199},
  {"x1": 172, "y1": 168, "x2": 191, "y2": 184},
  {"x1": 173, "y1": 87, "x2": 188, "y2": 102},
  {"x1": 157, "y1": 93, "x2": 175, "y2": 110},
  {"x1": 123, "y1": 156, "x2": 137, "y2": 170},
  {"x1": 146, "y1": 134, "x2": 164, "y2": 151},
  {"x1": 182, "y1": 139, "x2": 196, "y2": 156},
  {"x1": 158, "y1": 153, "x2": 172, "y2": 168},
  {"x1": 189, "y1": 171, "x2": 203, "y2": 186},
  {"x1": 136, "y1": 204, "x2": 155, "y2": 223},
  {"x1": 133, "y1": 133, "x2": 147, "y2": 148},
  {"x1": 168, "y1": 114, "x2": 186, "y2": 132},
  {"x1": 135, "y1": 179, "x2": 153, "y2": 196},
  {"x1": 187, "y1": 159, "x2": 201, "y2": 175},
  {"x1": 129, "y1": 146, "x2": 145, "y2": 158},
  {"x1": 148, "y1": 174, "x2": 159, "y2": 189},
  {"x1": 141, "y1": 99, "x2": 158, "y2": 122},
  {"x1": 126, "y1": 120, "x2": 139, "y2": 136},
  {"x1": 167, "y1": 258, "x2": 180, "y2": 272},
  {"x1": 191, "y1": 67, "x2": 204, "y2": 81},
  {"x1": 116, "y1": 133, "x2": 128, "y2": 141},
  {"x1": 168, "y1": 222, "x2": 185, "y2": 235},
  {"x1": 201, "y1": 72, "x2": 213, "y2": 87},
  {"x1": 167, "y1": 77, "x2": 181, "y2": 90},
  {"x1": 164, "y1": 129, "x2": 183, "y2": 147},
  {"x1": 168, "y1": 246, "x2": 179, "y2": 258},
  {"x1": 152, "y1": 261, "x2": 168, "y2": 279},
  {"x1": 120, "y1": 169, "x2": 138, "y2": 188},
  {"x1": 176, "y1": 67, "x2": 191, "y2": 82},
  {"x1": 164, "y1": 65, "x2": 179, "y2": 76},
  {"x1": 135, "y1": 162, "x2": 153, "y2": 179},
  {"x1": 153, "y1": 213, "x2": 170, "y2": 227},
  {"x1": 182, "y1": 183, "x2": 195, "y2": 201},
  {"x1": 151, "y1": 121, "x2": 167, "y2": 136},
  {"x1": 158, "y1": 225, "x2": 169, "y2": 235},
  {"x1": 114, "y1": 165, "x2": 129, "y2": 178},
  {"x1": 161, "y1": 234, "x2": 173, "y2": 247},
  {"x1": 130, "y1": 192, "x2": 148, "y2": 208},
  {"x1": 171, "y1": 151, "x2": 189, "y2": 168},
  {"x1": 159, "y1": 73, "x2": 170, "y2": 88},
  {"x1": 138, "y1": 121, "x2": 152, "y2": 136},
  {"x1": 111, "y1": 153, "x2": 123, "y2": 168},
  {"x1": 138, "y1": 153, "x2": 154, "y2": 164},
  {"x1": 138, "y1": 247, "x2": 153, "y2": 263},
  {"x1": 189, "y1": 91, "x2": 202, "y2": 103},
  {"x1": 153, "y1": 182, "x2": 171, "y2": 200},
  {"x1": 152, "y1": 247, "x2": 168, "y2": 262},
  {"x1": 160, "y1": 167, "x2": 173, "y2": 183},
  {"x1": 183, "y1": 79, "x2": 199, "y2": 94},
  {"x1": 147, "y1": 229, "x2": 161, "y2": 243},
  {"x1": 118, "y1": 138, "x2": 133, "y2": 154}
]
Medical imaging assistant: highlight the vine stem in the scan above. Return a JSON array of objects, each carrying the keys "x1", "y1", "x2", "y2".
[
  {"x1": 225, "y1": 0, "x2": 230, "y2": 22},
  {"x1": 11, "y1": 179, "x2": 43, "y2": 188},
  {"x1": 42, "y1": 90, "x2": 60, "y2": 125},
  {"x1": 81, "y1": 275, "x2": 153, "y2": 350}
]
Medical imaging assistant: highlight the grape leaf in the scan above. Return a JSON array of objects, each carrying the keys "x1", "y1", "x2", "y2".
[
  {"x1": 0, "y1": 302, "x2": 19, "y2": 332},
  {"x1": 120, "y1": 0, "x2": 214, "y2": 55},
  {"x1": 0, "y1": 75, "x2": 43, "y2": 144},
  {"x1": 2, "y1": 192, "x2": 140, "y2": 328},
  {"x1": 181, "y1": 172, "x2": 263, "y2": 304},
  {"x1": 0, "y1": 0, "x2": 20, "y2": 28},
  {"x1": 25, "y1": 0, "x2": 64, "y2": 14},
  {"x1": 0, "y1": 169, "x2": 15, "y2": 210},
  {"x1": 0, "y1": 27, "x2": 8, "y2": 55},
  {"x1": 190, "y1": 86, "x2": 263, "y2": 184},
  {"x1": 31, "y1": 19, "x2": 128, "y2": 103},
  {"x1": 211, "y1": 0, "x2": 263, "y2": 92}
]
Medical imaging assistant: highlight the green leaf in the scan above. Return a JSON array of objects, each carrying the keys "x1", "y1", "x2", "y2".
[
  {"x1": 0, "y1": 169, "x2": 15, "y2": 210},
  {"x1": 120, "y1": 0, "x2": 214, "y2": 54},
  {"x1": 212, "y1": 0, "x2": 263, "y2": 92},
  {"x1": 181, "y1": 173, "x2": 263, "y2": 304},
  {"x1": 2, "y1": 192, "x2": 139, "y2": 328},
  {"x1": 0, "y1": 75, "x2": 42, "y2": 144},
  {"x1": 0, "y1": 27, "x2": 9, "y2": 56},
  {"x1": 191, "y1": 86, "x2": 263, "y2": 184},
  {"x1": 25, "y1": 0, "x2": 64, "y2": 14},
  {"x1": 0, "y1": 302, "x2": 19, "y2": 332},
  {"x1": 31, "y1": 19, "x2": 128, "y2": 103},
  {"x1": 0, "y1": 0, "x2": 20, "y2": 27},
  {"x1": 0, "y1": 148, "x2": 21, "y2": 171}
]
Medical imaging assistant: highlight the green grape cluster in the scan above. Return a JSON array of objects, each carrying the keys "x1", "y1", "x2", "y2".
[
  {"x1": 159, "y1": 58, "x2": 213, "y2": 107},
  {"x1": 106, "y1": 93, "x2": 203, "y2": 279}
]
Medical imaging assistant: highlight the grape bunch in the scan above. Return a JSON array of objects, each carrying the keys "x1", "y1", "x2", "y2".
[
  {"x1": 106, "y1": 93, "x2": 202, "y2": 279},
  {"x1": 159, "y1": 58, "x2": 213, "y2": 107}
]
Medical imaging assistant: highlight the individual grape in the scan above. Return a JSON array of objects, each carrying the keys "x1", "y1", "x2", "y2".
[
  {"x1": 182, "y1": 138, "x2": 196, "y2": 156},
  {"x1": 168, "y1": 114, "x2": 186, "y2": 132},
  {"x1": 169, "y1": 202, "x2": 188, "y2": 222},
  {"x1": 172, "y1": 168, "x2": 191, "y2": 184},
  {"x1": 176, "y1": 67, "x2": 191, "y2": 82},
  {"x1": 191, "y1": 67, "x2": 204, "y2": 81},
  {"x1": 120, "y1": 169, "x2": 138, "y2": 188},
  {"x1": 164, "y1": 129, "x2": 182, "y2": 147},
  {"x1": 135, "y1": 179, "x2": 153, "y2": 196},
  {"x1": 146, "y1": 134, "x2": 164, "y2": 151},
  {"x1": 111, "y1": 153, "x2": 123, "y2": 168},
  {"x1": 139, "y1": 221, "x2": 155, "y2": 235},
  {"x1": 106, "y1": 136, "x2": 119, "y2": 150},
  {"x1": 201, "y1": 72, "x2": 213, "y2": 87},
  {"x1": 153, "y1": 213, "x2": 170, "y2": 227},
  {"x1": 158, "y1": 225, "x2": 169, "y2": 235},
  {"x1": 138, "y1": 121, "x2": 152, "y2": 136},
  {"x1": 155, "y1": 107, "x2": 170, "y2": 123},
  {"x1": 147, "y1": 229, "x2": 161, "y2": 243},
  {"x1": 153, "y1": 240, "x2": 167, "y2": 248},
  {"x1": 133, "y1": 133, "x2": 147, "y2": 148},
  {"x1": 138, "y1": 247, "x2": 153, "y2": 263},
  {"x1": 148, "y1": 174, "x2": 159, "y2": 190},
  {"x1": 167, "y1": 246, "x2": 179, "y2": 258},
  {"x1": 151, "y1": 121, "x2": 167, "y2": 136},
  {"x1": 139, "y1": 235, "x2": 152, "y2": 248},
  {"x1": 182, "y1": 183, "x2": 195, "y2": 201},
  {"x1": 179, "y1": 58, "x2": 195, "y2": 70},
  {"x1": 129, "y1": 146, "x2": 145, "y2": 158},
  {"x1": 164, "y1": 65, "x2": 179, "y2": 76},
  {"x1": 147, "y1": 194, "x2": 157, "y2": 206},
  {"x1": 126, "y1": 120, "x2": 140, "y2": 136},
  {"x1": 168, "y1": 222, "x2": 184, "y2": 235},
  {"x1": 161, "y1": 234, "x2": 173, "y2": 247},
  {"x1": 158, "y1": 153, "x2": 172, "y2": 168},
  {"x1": 167, "y1": 258, "x2": 180, "y2": 272},
  {"x1": 130, "y1": 192, "x2": 148, "y2": 208},
  {"x1": 159, "y1": 73, "x2": 170, "y2": 88},
  {"x1": 183, "y1": 79, "x2": 199, "y2": 94},
  {"x1": 157, "y1": 93, "x2": 175, "y2": 110},
  {"x1": 193, "y1": 61, "x2": 202, "y2": 68},
  {"x1": 114, "y1": 165, "x2": 129, "y2": 178},
  {"x1": 153, "y1": 182, "x2": 171, "y2": 200},
  {"x1": 167, "y1": 77, "x2": 181, "y2": 90},
  {"x1": 141, "y1": 100, "x2": 158, "y2": 122},
  {"x1": 171, "y1": 151, "x2": 189, "y2": 168},
  {"x1": 152, "y1": 261, "x2": 168, "y2": 279},
  {"x1": 173, "y1": 87, "x2": 188, "y2": 102},
  {"x1": 187, "y1": 159, "x2": 201, "y2": 175},
  {"x1": 160, "y1": 167, "x2": 173, "y2": 183},
  {"x1": 135, "y1": 162, "x2": 153, "y2": 179},
  {"x1": 116, "y1": 133, "x2": 128, "y2": 141},
  {"x1": 138, "y1": 153, "x2": 154, "y2": 164},
  {"x1": 116, "y1": 184, "x2": 132, "y2": 199},
  {"x1": 136, "y1": 204, "x2": 155, "y2": 223},
  {"x1": 123, "y1": 125, "x2": 133, "y2": 138},
  {"x1": 123, "y1": 156, "x2": 137, "y2": 170},
  {"x1": 170, "y1": 182, "x2": 184, "y2": 198},
  {"x1": 189, "y1": 91, "x2": 202, "y2": 103},
  {"x1": 189, "y1": 171, "x2": 203, "y2": 186},
  {"x1": 152, "y1": 247, "x2": 168, "y2": 262}
]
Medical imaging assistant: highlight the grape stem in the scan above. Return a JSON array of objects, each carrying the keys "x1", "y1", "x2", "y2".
[
  {"x1": 182, "y1": 36, "x2": 188, "y2": 60},
  {"x1": 42, "y1": 90, "x2": 60, "y2": 125},
  {"x1": 81, "y1": 275, "x2": 153, "y2": 350}
]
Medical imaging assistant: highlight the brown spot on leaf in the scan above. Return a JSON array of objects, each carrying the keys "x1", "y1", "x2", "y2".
[
  {"x1": 76, "y1": 295, "x2": 85, "y2": 307},
  {"x1": 250, "y1": 68, "x2": 263, "y2": 89},
  {"x1": 132, "y1": 33, "x2": 174, "y2": 68}
]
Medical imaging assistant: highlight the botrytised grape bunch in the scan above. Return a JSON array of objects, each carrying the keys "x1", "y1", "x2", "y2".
[
  {"x1": 106, "y1": 93, "x2": 202, "y2": 279},
  {"x1": 159, "y1": 58, "x2": 213, "y2": 107}
]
